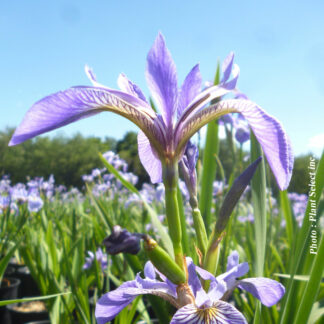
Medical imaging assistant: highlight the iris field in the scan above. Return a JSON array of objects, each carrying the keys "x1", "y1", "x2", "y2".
[{"x1": 1, "y1": 33, "x2": 323, "y2": 323}]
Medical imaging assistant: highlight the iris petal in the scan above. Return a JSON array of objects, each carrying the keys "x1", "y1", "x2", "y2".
[
  {"x1": 84, "y1": 65, "x2": 108, "y2": 88},
  {"x1": 177, "y1": 64, "x2": 202, "y2": 118},
  {"x1": 238, "y1": 278, "x2": 285, "y2": 307},
  {"x1": 117, "y1": 73, "x2": 148, "y2": 103},
  {"x1": 226, "y1": 251, "x2": 240, "y2": 271},
  {"x1": 221, "y1": 52, "x2": 235, "y2": 83},
  {"x1": 176, "y1": 99, "x2": 293, "y2": 190},
  {"x1": 137, "y1": 130, "x2": 162, "y2": 183},
  {"x1": 96, "y1": 275, "x2": 177, "y2": 324},
  {"x1": 146, "y1": 32, "x2": 178, "y2": 127},
  {"x1": 9, "y1": 87, "x2": 157, "y2": 147},
  {"x1": 170, "y1": 300, "x2": 247, "y2": 324}
]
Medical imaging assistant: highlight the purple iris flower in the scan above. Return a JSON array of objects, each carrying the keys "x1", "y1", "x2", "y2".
[
  {"x1": 0, "y1": 195, "x2": 10, "y2": 212},
  {"x1": 10, "y1": 183, "x2": 28, "y2": 203},
  {"x1": 9, "y1": 33, "x2": 293, "y2": 190},
  {"x1": 96, "y1": 252, "x2": 284, "y2": 324},
  {"x1": 27, "y1": 194, "x2": 44, "y2": 212},
  {"x1": 83, "y1": 248, "x2": 108, "y2": 271}
]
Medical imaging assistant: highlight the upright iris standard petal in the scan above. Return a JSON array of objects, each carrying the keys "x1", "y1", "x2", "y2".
[
  {"x1": 238, "y1": 278, "x2": 285, "y2": 307},
  {"x1": 137, "y1": 131, "x2": 163, "y2": 183},
  {"x1": 85, "y1": 65, "x2": 108, "y2": 88},
  {"x1": 170, "y1": 300, "x2": 248, "y2": 324},
  {"x1": 221, "y1": 52, "x2": 235, "y2": 83},
  {"x1": 117, "y1": 73, "x2": 148, "y2": 103},
  {"x1": 146, "y1": 32, "x2": 178, "y2": 127},
  {"x1": 9, "y1": 86, "x2": 157, "y2": 147},
  {"x1": 177, "y1": 64, "x2": 202, "y2": 118},
  {"x1": 176, "y1": 99, "x2": 293, "y2": 190}
]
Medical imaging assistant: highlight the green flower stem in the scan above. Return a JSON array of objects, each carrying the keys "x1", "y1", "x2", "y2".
[
  {"x1": 190, "y1": 196, "x2": 208, "y2": 256},
  {"x1": 203, "y1": 229, "x2": 223, "y2": 277},
  {"x1": 163, "y1": 163, "x2": 185, "y2": 271}
]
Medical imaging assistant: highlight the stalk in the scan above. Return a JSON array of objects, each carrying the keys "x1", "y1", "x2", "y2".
[
  {"x1": 162, "y1": 162, "x2": 185, "y2": 271},
  {"x1": 189, "y1": 196, "x2": 208, "y2": 256}
]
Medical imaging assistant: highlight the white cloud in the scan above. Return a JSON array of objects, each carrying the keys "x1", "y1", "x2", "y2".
[{"x1": 308, "y1": 133, "x2": 324, "y2": 150}]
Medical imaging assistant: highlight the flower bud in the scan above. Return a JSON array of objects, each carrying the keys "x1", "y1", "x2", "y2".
[
  {"x1": 143, "y1": 235, "x2": 186, "y2": 285},
  {"x1": 102, "y1": 225, "x2": 141, "y2": 255}
]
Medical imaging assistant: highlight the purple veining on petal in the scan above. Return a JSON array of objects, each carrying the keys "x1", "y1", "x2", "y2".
[
  {"x1": 170, "y1": 300, "x2": 248, "y2": 324},
  {"x1": 145, "y1": 32, "x2": 178, "y2": 128},
  {"x1": 9, "y1": 87, "x2": 155, "y2": 147},
  {"x1": 238, "y1": 278, "x2": 285, "y2": 307},
  {"x1": 177, "y1": 99, "x2": 293, "y2": 190}
]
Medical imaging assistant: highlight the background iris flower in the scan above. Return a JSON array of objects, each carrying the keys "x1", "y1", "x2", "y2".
[{"x1": 9, "y1": 33, "x2": 293, "y2": 191}]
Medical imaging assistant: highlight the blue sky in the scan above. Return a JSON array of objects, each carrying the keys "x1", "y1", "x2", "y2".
[{"x1": 1, "y1": 0, "x2": 323, "y2": 157}]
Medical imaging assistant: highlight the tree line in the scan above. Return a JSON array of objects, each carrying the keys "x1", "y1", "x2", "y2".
[{"x1": 0, "y1": 128, "x2": 313, "y2": 194}]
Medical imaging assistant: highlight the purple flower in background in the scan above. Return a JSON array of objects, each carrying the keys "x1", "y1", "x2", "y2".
[
  {"x1": 9, "y1": 33, "x2": 293, "y2": 190},
  {"x1": 27, "y1": 194, "x2": 44, "y2": 212},
  {"x1": 288, "y1": 192, "x2": 307, "y2": 226},
  {"x1": 10, "y1": 184, "x2": 28, "y2": 203},
  {"x1": 91, "y1": 168, "x2": 101, "y2": 178},
  {"x1": 0, "y1": 178, "x2": 11, "y2": 194},
  {"x1": 83, "y1": 248, "x2": 108, "y2": 271},
  {"x1": 82, "y1": 174, "x2": 94, "y2": 183},
  {"x1": 0, "y1": 195, "x2": 10, "y2": 212}
]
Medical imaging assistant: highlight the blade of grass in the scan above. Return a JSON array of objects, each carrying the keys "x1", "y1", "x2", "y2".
[
  {"x1": 280, "y1": 150, "x2": 324, "y2": 324},
  {"x1": 99, "y1": 153, "x2": 173, "y2": 256},
  {"x1": 279, "y1": 190, "x2": 295, "y2": 247},
  {"x1": 294, "y1": 234, "x2": 324, "y2": 323},
  {"x1": 0, "y1": 292, "x2": 71, "y2": 306}
]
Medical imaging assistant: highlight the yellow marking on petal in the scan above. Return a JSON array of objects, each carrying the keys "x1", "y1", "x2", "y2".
[{"x1": 195, "y1": 305, "x2": 219, "y2": 324}]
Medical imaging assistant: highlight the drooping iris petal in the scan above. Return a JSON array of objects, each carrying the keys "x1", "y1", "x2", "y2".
[
  {"x1": 170, "y1": 300, "x2": 248, "y2": 324},
  {"x1": 176, "y1": 99, "x2": 293, "y2": 190},
  {"x1": 9, "y1": 87, "x2": 157, "y2": 147},
  {"x1": 137, "y1": 130, "x2": 162, "y2": 183},
  {"x1": 146, "y1": 32, "x2": 178, "y2": 127},
  {"x1": 96, "y1": 272, "x2": 177, "y2": 324},
  {"x1": 177, "y1": 64, "x2": 202, "y2": 118},
  {"x1": 238, "y1": 278, "x2": 285, "y2": 307},
  {"x1": 95, "y1": 280, "x2": 138, "y2": 324},
  {"x1": 117, "y1": 73, "x2": 148, "y2": 103}
]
